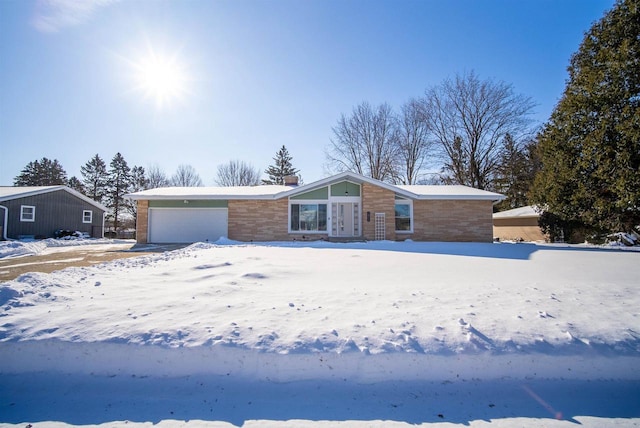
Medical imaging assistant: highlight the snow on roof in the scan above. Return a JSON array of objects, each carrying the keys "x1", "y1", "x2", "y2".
[
  {"x1": 0, "y1": 186, "x2": 108, "y2": 211},
  {"x1": 129, "y1": 173, "x2": 505, "y2": 202},
  {"x1": 0, "y1": 186, "x2": 61, "y2": 199},
  {"x1": 396, "y1": 184, "x2": 505, "y2": 201},
  {"x1": 128, "y1": 185, "x2": 291, "y2": 200},
  {"x1": 493, "y1": 205, "x2": 540, "y2": 219}
]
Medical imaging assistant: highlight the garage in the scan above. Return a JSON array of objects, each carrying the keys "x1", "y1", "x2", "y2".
[{"x1": 148, "y1": 208, "x2": 228, "y2": 244}]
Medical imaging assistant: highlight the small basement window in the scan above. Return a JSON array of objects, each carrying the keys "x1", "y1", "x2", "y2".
[
  {"x1": 20, "y1": 205, "x2": 36, "y2": 222},
  {"x1": 83, "y1": 210, "x2": 93, "y2": 223}
]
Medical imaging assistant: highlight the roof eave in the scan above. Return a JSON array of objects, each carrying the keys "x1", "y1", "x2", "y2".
[
  {"x1": 126, "y1": 194, "x2": 282, "y2": 201},
  {"x1": 0, "y1": 186, "x2": 108, "y2": 211}
]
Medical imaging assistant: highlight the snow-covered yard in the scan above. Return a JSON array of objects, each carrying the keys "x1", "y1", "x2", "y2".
[{"x1": 0, "y1": 239, "x2": 638, "y2": 427}]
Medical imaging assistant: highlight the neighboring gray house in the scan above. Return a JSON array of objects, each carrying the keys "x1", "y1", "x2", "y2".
[{"x1": 0, "y1": 186, "x2": 107, "y2": 240}]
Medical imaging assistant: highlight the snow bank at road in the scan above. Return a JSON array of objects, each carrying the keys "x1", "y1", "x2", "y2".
[
  {"x1": 3, "y1": 339, "x2": 639, "y2": 382},
  {"x1": 0, "y1": 238, "x2": 134, "y2": 259}
]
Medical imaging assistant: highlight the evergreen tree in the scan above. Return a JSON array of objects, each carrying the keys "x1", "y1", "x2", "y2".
[
  {"x1": 263, "y1": 145, "x2": 300, "y2": 185},
  {"x1": 493, "y1": 135, "x2": 540, "y2": 211},
  {"x1": 126, "y1": 165, "x2": 148, "y2": 221},
  {"x1": 530, "y1": 0, "x2": 640, "y2": 235},
  {"x1": 67, "y1": 176, "x2": 85, "y2": 194},
  {"x1": 106, "y1": 153, "x2": 132, "y2": 232},
  {"x1": 14, "y1": 157, "x2": 67, "y2": 186},
  {"x1": 80, "y1": 154, "x2": 108, "y2": 203}
]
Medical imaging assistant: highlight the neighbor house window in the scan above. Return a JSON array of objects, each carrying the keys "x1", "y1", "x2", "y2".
[
  {"x1": 395, "y1": 201, "x2": 412, "y2": 232},
  {"x1": 20, "y1": 205, "x2": 35, "y2": 222},
  {"x1": 83, "y1": 210, "x2": 93, "y2": 223},
  {"x1": 290, "y1": 203, "x2": 327, "y2": 232}
]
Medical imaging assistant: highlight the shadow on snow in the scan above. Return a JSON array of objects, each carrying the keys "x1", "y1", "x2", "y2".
[{"x1": 1, "y1": 373, "x2": 639, "y2": 426}]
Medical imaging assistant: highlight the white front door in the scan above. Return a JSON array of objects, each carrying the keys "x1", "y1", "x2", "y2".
[{"x1": 337, "y1": 203, "x2": 354, "y2": 237}]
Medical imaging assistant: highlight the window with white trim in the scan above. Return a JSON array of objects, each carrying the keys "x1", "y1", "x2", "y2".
[
  {"x1": 83, "y1": 210, "x2": 93, "y2": 223},
  {"x1": 394, "y1": 200, "x2": 412, "y2": 232},
  {"x1": 20, "y1": 205, "x2": 35, "y2": 222},
  {"x1": 290, "y1": 203, "x2": 327, "y2": 232}
]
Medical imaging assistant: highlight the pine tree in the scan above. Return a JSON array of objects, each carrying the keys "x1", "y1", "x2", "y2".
[
  {"x1": 262, "y1": 145, "x2": 299, "y2": 185},
  {"x1": 530, "y1": 0, "x2": 640, "y2": 236},
  {"x1": 14, "y1": 157, "x2": 67, "y2": 186},
  {"x1": 80, "y1": 154, "x2": 108, "y2": 203},
  {"x1": 67, "y1": 176, "x2": 85, "y2": 194},
  {"x1": 493, "y1": 135, "x2": 540, "y2": 211},
  {"x1": 106, "y1": 153, "x2": 132, "y2": 233},
  {"x1": 125, "y1": 166, "x2": 148, "y2": 222}
]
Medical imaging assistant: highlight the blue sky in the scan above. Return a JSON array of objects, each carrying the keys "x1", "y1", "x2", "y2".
[{"x1": 0, "y1": 0, "x2": 614, "y2": 186}]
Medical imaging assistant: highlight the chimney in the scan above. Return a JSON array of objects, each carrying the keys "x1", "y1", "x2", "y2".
[{"x1": 283, "y1": 175, "x2": 299, "y2": 187}]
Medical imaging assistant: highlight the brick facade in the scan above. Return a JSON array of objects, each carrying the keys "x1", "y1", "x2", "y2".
[
  {"x1": 361, "y1": 182, "x2": 396, "y2": 241},
  {"x1": 135, "y1": 200, "x2": 149, "y2": 244},
  {"x1": 409, "y1": 199, "x2": 494, "y2": 242},
  {"x1": 134, "y1": 183, "x2": 496, "y2": 244},
  {"x1": 228, "y1": 199, "x2": 327, "y2": 241}
]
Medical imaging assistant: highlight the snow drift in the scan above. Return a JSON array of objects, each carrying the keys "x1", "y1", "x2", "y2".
[{"x1": 1, "y1": 240, "x2": 638, "y2": 383}]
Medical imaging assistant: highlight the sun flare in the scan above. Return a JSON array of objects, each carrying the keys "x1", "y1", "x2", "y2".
[{"x1": 131, "y1": 50, "x2": 190, "y2": 110}]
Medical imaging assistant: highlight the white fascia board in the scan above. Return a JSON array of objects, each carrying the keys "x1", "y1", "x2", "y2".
[
  {"x1": 413, "y1": 194, "x2": 506, "y2": 201},
  {"x1": 279, "y1": 171, "x2": 418, "y2": 199},
  {"x1": 0, "y1": 186, "x2": 108, "y2": 212},
  {"x1": 0, "y1": 186, "x2": 60, "y2": 202},
  {"x1": 128, "y1": 194, "x2": 283, "y2": 201}
]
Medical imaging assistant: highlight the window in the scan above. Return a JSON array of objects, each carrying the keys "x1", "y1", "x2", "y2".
[
  {"x1": 83, "y1": 210, "x2": 93, "y2": 223},
  {"x1": 395, "y1": 201, "x2": 412, "y2": 232},
  {"x1": 290, "y1": 203, "x2": 327, "y2": 232},
  {"x1": 20, "y1": 205, "x2": 35, "y2": 222}
]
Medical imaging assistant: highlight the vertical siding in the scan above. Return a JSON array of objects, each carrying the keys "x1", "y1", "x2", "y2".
[{"x1": 3, "y1": 190, "x2": 105, "y2": 239}]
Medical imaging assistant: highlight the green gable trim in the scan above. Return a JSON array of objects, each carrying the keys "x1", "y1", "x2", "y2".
[
  {"x1": 291, "y1": 187, "x2": 328, "y2": 200},
  {"x1": 149, "y1": 200, "x2": 228, "y2": 208},
  {"x1": 330, "y1": 181, "x2": 360, "y2": 197}
]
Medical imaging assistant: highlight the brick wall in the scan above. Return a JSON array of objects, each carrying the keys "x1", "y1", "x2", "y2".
[
  {"x1": 361, "y1": 182, "x2": 396, "y2": 241},
  {"x1": 136, "y1": 200, "x2": 149, "y2": 244},
  {"x1": 410, "y1": 199, "x2": 494, "y2": 242},
  {"x1": 228, "y1": 199, "x2": 326, "y2": 241}
]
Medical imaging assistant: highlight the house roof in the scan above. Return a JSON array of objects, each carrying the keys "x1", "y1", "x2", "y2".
[
  {"x1": 128, "y1": 185, "x2": 290, "y2": 200},
  {"x1": 127, "y1": 172, "x2": 505, "y2": 202},
  {"x1": 0, "y1": 186, "x2": 108, "y2": 211},
  {"x1": 493, "y1": 205, "x2": 540, "y2": 219}
]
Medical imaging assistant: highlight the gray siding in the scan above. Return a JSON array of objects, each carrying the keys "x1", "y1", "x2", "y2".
[{"x1": 2, "y1": 190, "x2": 105, "y2": 239}]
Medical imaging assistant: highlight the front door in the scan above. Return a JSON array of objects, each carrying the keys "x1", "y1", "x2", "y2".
[{"x1": 337, "y1": 203, "x2": 354, "y2": 237}]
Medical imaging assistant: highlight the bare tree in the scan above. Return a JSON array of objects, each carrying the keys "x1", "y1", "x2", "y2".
[
  {"x1": 325, "y1": 102, "x2": 399, "y2": 182},
  {"x1": 215, "y1": 160, "x2": 261, "y2": 186},
  {"x1": 171, "y1": 164, "x2": 203, "y2": 187},
  {"x1": 421, "y1": 71, "x2": 535, "y2": 189},
  {"x1": 146, "y1": 164, "x2": 170, "y2": 188},
  {"x1": 395, "y1": 98, "x2": 435, "y2": 184}
]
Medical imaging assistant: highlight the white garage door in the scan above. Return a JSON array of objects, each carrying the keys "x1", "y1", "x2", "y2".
[{"x1": 148, "y1": 208, "x2": 228, "y2": 244}]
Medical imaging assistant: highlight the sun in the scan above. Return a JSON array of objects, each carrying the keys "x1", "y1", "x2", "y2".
[{"x1": 130, "y1": 50, "x2": 190, "y2": 110}]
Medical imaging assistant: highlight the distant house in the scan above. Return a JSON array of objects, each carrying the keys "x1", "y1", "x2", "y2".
[
  {"x1": 0, "y1": 186, "x2": 107, "y2": 240},
  {"x1": 127, "y1": 172, "x2": 505, "y2": 244},
  {"x1": 493, "y1": 205, "x2": 547, "y2": 242}
]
